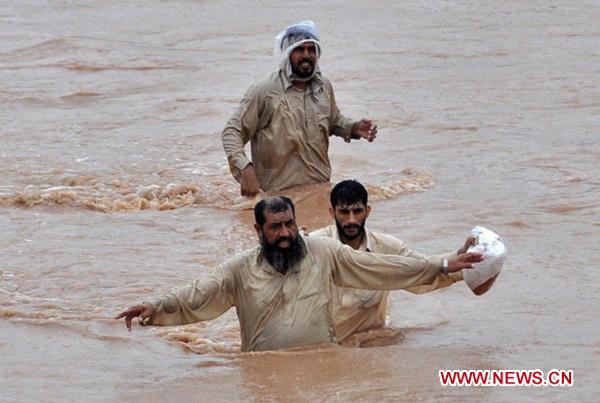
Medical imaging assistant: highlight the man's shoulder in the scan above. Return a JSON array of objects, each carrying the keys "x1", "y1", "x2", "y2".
[
  {"x1": 320, "y1": 74, "x2": 332, "y2": 84},
  {"x1": 309, "y1": 225, "x2": 336, "y2": 238},
  {"x1": 367, "y1": 229, "x2": 401, "y2": 241},
  {"x1": 319, "y1": 75, "x2": 334, "y2": 91},
  {"x1": 248, "y1": 72, "x2": 284, "y2": 92},
  {"x1": 221, "y1": 245, "x2": 261, "y2": 270},
  {"x1": 366, "y1": 229, "x2": 405, "y2": 253},
  {"x1": 303, "y1": 233, "x2": 340, "y2": 252}
]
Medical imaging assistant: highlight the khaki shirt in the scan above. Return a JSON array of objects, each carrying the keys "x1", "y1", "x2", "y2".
[
  {"x1": 310, "y1": 225, "x2": 463, "y2": 341},
  {"x1": 146, "y1": 236, "x2": 443, "y2": 352},
  {"x1": 222, "y1": 71, "x2": 356, "y2": 192}
]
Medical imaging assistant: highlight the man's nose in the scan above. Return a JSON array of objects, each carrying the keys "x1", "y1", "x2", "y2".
[
  {"x1": 280, "y1": 225, "x2": 292, "y2": 238},
  {"x1": 347, "y1": 212, "x2": 358, "y2": 224}
]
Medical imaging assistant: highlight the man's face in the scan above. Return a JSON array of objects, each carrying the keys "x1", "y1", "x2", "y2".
[
  {"x1": 331, "y1": 202, "x2": 371, "y2": 241},
  {"x1": 258, "y1": 207, "x2": 298, "y2": 248},
  {"x1": 255, "y1": 207, "x2": 305, "y2": 273},
  {"x1": 290, "y1": 42, "x2": 317, "y2": 78}
]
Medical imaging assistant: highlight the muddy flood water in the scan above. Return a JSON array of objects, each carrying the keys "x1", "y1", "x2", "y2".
[{"x1": 1, "y1": 1, "x2": 599, "y2": 401}]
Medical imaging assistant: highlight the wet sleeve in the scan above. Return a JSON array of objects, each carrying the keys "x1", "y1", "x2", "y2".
[
  {"x1": 221, "y1": 83, "x2": 264, "y2": 181},
  {"x1": 404, "y1": 270, "x2": 463, "y2": 294},
  {"x1": 326, "y1": 240, "x2": 443, "y2": 290},
  {"x1": 326, "y1": 81, "x2": 356, "y2": 143},
  {"x1": 389, "y1": 238, "x2": 464, "y2": 294},
  {"x1": 146, "y1": 265, "x2": 235, "y2": 326}
]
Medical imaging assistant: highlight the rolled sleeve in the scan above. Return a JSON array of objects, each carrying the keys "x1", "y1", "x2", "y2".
[
  {"x1": 336, "y1": 118, "x2": 357, "y2": 143},
  {"x1": 230, "y1": 153, "x2": 252, "y2": 173}
]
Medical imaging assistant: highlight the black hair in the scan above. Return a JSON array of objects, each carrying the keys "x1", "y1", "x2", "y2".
[
  {"x1": 254, "y1": 196, "x2": 296, "y2": 226},
  {"x1": 330, "y1": 180, "x2": 368, "y2": 208}
]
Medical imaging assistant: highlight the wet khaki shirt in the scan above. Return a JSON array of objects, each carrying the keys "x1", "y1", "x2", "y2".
[
  {"x1": 147, "y1": 236, "x2": 443, "y2": 352},
  {"x1": 222, "y1": 71, "x2": 355, "y2": 192},
  {"x1": 310, "y1": 225, "x2": 463, "y2": 341}
]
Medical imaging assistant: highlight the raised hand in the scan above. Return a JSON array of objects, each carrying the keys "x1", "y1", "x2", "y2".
[{"x1": 352, "y1": 118, "x2": 378, "y2": 142}]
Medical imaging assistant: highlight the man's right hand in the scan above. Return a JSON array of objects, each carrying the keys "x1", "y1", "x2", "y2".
[
  {"x1": 240, "y1": 164, "x2": 260, "y2": 197},
  {"x1": 115, "y1": 303, "x2": 155, "y2": 331},
  {"x1": 352, "y1": 118, "x2": 378, "y2": 142},
  {"x1": 447, "y1": 252, "x2": 484, "y2": 273}
]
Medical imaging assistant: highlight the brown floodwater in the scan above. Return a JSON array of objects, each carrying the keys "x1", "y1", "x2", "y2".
[{"x1": 1, "y1": 1, "x2": 599, "y2": 401}]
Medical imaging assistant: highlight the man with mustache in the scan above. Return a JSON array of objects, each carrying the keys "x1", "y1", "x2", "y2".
[
  {"x1": 311, "y1": 180, "x2": 481, "y2": 342},
  {"x1": 222, "y1": 21, "x2": 378, "y2": 196},
  {"x1": 116, "y1": 196, "x2": 483, "y2": 352}
]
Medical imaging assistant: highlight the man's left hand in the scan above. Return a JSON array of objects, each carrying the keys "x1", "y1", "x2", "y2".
[
  {"x1": 352, "y1": 118, "x2": 378, "y2": 142},
  {"x1": 458, "y1": 236, "x2": 477, "y2": 254}
]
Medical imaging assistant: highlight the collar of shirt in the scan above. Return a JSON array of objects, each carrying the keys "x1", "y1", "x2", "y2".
[
  {"x1": 279, "y1": 70, "x2": 324, "y2": 96},
  {"x1": 329, "y1": 225, "x2": 373, "y2": 252}
]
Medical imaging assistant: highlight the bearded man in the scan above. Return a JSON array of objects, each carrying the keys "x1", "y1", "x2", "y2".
[
  {"x1": 222, "y1": 21, "x2": 378, "y2": 196},
  {"x1": 116, "y1": 196, "x2": 482, "y2": 352},
  {"x1": 311, "y1": 180, "x2": 487, "y2": 342}
]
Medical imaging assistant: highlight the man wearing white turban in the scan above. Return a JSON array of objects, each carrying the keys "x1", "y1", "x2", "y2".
[{"x1": 222, "y1": 21, "x2": 378, "y2": 196}]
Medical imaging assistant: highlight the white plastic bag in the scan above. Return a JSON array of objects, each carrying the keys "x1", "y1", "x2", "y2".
[{"x1": 464, "y1": 226, "x2": 507, "y2": 295}]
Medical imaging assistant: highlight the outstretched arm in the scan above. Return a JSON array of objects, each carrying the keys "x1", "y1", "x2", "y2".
[
  {"x1": 115, "y1": 266, "x2": 235, "y2": 331},
  {"x1": 365, "y1": 234, "x2": 474, "y2": 294},
  {"x1": 324, "y1": 238, "x2": 482, "y2": 291},
  {"x1": 403, "y1": 236, "x2": 476, "y2": 294}
]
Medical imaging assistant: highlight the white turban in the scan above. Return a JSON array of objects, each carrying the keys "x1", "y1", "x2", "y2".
[{"x1": 274, "y1": 20, "x2": 322, "y2": 82}]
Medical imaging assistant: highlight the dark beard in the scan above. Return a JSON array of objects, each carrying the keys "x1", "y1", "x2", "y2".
[
  {"x1": 260, "y1": 234, "x2": 307, "y2": 274},
  {"x1": 335, "y1": 218, "x2": 366, "y2": 241},
  {"x1": 291, "y1": 59, "x2": 314, "y2": 78}
]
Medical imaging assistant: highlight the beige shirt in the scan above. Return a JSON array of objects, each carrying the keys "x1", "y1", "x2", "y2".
[
  {"x1": 310, "y1": 225, "x2": 463, "y2": 341},
  {"x1": 146, "y1": 236, "x2": 443, "y2": 352},
  {"x1": 221, "y1": 71, "x2": 356, "y2": 192}
]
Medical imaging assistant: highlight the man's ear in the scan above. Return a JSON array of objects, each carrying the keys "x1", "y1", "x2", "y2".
[
  {"x1": 366, "y1": 205, "x2": 372, "y2": 218},
  {"x1": 328, "y1": 207, "x2": 335, "y2": 220},
  {"x1": 254, "y1": 223, "x2": 262, "y2": 239}
]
